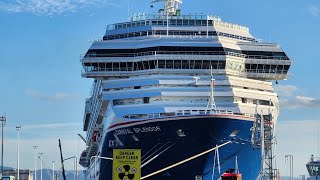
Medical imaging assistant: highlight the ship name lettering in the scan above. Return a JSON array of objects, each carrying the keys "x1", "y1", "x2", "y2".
[
  {"x1": 115, "y1": 128, "x2": 134, "y2": 135},
  {"x1": 133, "y1": 126, "x2": 161, "y2": 133}
]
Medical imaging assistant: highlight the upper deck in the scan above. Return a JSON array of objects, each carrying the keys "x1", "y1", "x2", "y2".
[
  {"x1": 107, "y1": 14, "x2": 248, "y2": 32},
  {"x1": 103, "y1": 13, "x2": 256, "y2": 42}
]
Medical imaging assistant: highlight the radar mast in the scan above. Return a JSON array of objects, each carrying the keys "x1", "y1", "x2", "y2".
[{"x1": 151, "y1": 0, "x2": 182, "y2": 15}]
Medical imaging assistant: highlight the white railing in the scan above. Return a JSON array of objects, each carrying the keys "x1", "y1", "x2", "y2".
[
  {"x1": 81, "y1": 51, "x2": 290, "y2": 61},
  {"x1": 123, "y1": 109, "x2": 255, "y2": 120},
  {"x1": 81, "y1": 51, "x2": 226, "y2": 59},
  {"x1": 107, "y1": 14, "x2": 222, "y2": 30}
]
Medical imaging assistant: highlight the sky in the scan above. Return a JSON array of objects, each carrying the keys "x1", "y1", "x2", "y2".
[{"x1": 0, "y1": 0, "x2": 320, "y2": 177}]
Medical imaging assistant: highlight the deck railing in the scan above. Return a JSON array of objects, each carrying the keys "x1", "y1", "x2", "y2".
[
  {"x1": 123, "y1": 109, "x2": 255, "y2": 120},
  {"x1": 81, "y1": 51, "x2": 289, "y2": 61}
]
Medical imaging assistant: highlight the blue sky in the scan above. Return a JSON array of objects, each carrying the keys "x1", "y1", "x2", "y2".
[{"x1": 0, "y1": 0, "x2": 320, "y2": 177}]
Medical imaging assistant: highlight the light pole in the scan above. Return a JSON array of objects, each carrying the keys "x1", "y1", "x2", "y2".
[
  {"x1": 16, "y1": 126, "x2": 21, "y2": 180},
  {"x1": 39, "y1": 153, "x2": 43, "y2": 180},
  {"x1": 63, "y1": 156, "x2": 78, "y2": 180},
  {"x1": 52, "y1": 161, "x2": 55, "y2": 180},
  {"x1": 1, "y1": 116, "x2": 7, "y2": 179},
  {"x1": 33, "y1": 146, "x2": 38, "y2": 180},
  {"x1": 285, "y1": 155, "x2": 293, "y2": 180}
]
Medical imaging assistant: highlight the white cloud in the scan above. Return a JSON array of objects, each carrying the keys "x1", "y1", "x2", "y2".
[
  {"x1": 25, "y1": 89, "x2": 79, "y2": 101},
  {"x1": 275, "y1": 84, "x2": 320, "y2": 109},
  {"x1": 310, "y1": 5, "x2": 320, "y2": 17},
  {"x1": 22, "y1": 122, "x2": 79, "y2": 130},
  {"x1": 281, "y1": 95, "x2": 320, "y2": 109},
  {"x1": 275, "y1": 85, "x2": 298, "y2": 97},
  {"x1": 0, "y1": 0, "x2": 120, "y2": 16}
]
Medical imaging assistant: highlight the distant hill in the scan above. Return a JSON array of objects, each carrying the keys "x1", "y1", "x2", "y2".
[
  {"x1": 0, "y1": 166, "x2": 14, "y2": 170},
  {"x1": 0, "y1": 167, "x2": 84, "y2": 180},
  {"x1": 35, "y1": 169, "x2": 85, "y2": 180},
  {"x1": 281, "y1": 177, "x2": 307, "y2": 180}
]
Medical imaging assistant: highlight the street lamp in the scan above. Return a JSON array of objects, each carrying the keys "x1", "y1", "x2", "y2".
[
  {"x1": 16, "y1": 126, "x2": 21, "y2": 180},
  {"x1": 33, "y1": 146, "x2": 38, "y2": 180},
  {"x1": 1, "y1": 115, "x2": 7, "y2": 178},
  {"x1": 285, "y1": 155, "x2": 293, "y2": 180},
  {"x1": 38, "y1": 153, "x2": 43, "y2": 180}
]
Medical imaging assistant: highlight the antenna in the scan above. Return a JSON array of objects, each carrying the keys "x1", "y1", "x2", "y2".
[
  {"x1": 151, "y1": 0, "x2": 182, "y2": 15},
  {"x1": 206, "y1": 66, "x2": 217, "y2": 112}
]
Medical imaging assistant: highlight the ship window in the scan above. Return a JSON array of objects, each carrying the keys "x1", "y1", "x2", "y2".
[
  {"x1": 251, "y1": 64, "x2": 257, "y2": 69},
  {"x1": 202, "y1": 60, "x2": 210, "y2": 69},
  {"x1": 174, "y1": 60, "x2": 182, "y2": 69},
  {"x1": 120, "y1": 62, "x2": 127, "y2": 71},
  {"x1": 183, "y1": 20, "x2": 188, "y2": 25},
  {"x1": 105, "y1": 63, "x2": 112, "y2": 71},
  {"x1": 190, "y1": 60, "x2": 195, "y2": 69},
  {"x1": 143, "y1": 61, "x2": 150, "y2": 70},
  {"x1": 211, "y1": 61, "x2": 219, "y2": 69},
  {"x1": 270, "y1": 65, "x2": 277, "y2": 73},
  {"x1": 194, "y1": 60, "x2": 202, "y2": 69},
  {"x1": 137, "y1": 61, "x2": 143, "y2": 70},
  {"x1": 157, "y1": 21, "x2": 163, "y2": 25},
  {"x1": 284, "y1": 65, "x2": 290, "y2": 70},
  {"x1": 99, "y1": 63, "x2": 106, "y2": 71},
  {"x1": 148, "y1": 60, "x2": 155, "y2": 69},
  {"x1": 113, "y1": 62, "x2": 120, "y2": 71},
  {"x1": 143, "y1": 97, "x2": 150, "y2": 104},
  {"x1": 218, "y1": 61, "x2": 226, "y2": 69},
  {"x1": 134, "y1": 86, "x2": 141, "y2": 89},
  {"x1": 189, "y1": 20, "x2": 195, "y2": 26},
  {"x1": 182, "y1": 60, "x2": 189, "y2": 69},
  {"x1": 158, "y1": 60, "x2": 165, "y2": 68},
  {"x1": 170, "y1": 19, "x2": 176, "y2": 26},
  {"x1": 166, "y1": 60, "x2": 174, "y2": 69},
  {"x1": 242, "y1": 98, "x2": 247, "y2": 103},
  {"x1": 177, "y1": 20, "x2": 182, "y2": 25}
]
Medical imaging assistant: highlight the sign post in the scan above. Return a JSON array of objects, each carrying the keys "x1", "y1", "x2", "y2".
[{"x1": 113, "y1": 149, "x2": 141, "y2": 180}]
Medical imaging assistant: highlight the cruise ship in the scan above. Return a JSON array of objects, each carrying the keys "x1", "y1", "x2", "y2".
[{"x1": 79, "y1": 0, "x2": 292, "y2": 179}]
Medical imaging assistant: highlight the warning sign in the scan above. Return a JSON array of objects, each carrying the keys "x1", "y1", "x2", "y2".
[{"x1": 113, "y1": 149, "x2": 141, "y2": 180}]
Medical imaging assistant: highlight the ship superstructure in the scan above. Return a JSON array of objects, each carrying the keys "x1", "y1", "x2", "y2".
[
  {"x1": 306, "y1": 155, "x2": 320, "y2": 180},
  {"x1": 79, "y1": 1, "x2": 292, "y2": 179}
]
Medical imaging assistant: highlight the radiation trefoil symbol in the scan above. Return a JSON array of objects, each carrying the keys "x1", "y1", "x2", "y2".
[{"x1": 117, "y1": 165, "x2": 137, "y2": 180}]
